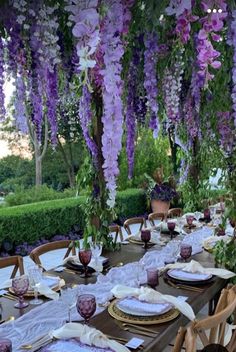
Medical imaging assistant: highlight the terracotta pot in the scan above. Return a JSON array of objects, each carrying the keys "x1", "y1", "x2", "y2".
[{"x1": 151, "y1": 199, "x2": 170, "y2": 214}]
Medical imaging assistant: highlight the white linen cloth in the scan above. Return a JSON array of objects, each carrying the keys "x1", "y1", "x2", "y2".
[
  {"x1": 63, "y1": 255, "x2": 104, "y2": 273},
  {"x1": 0, "y1": 276, "x2": 63, "y2": 300},
  {"x1": 117, "y1": 297, "x2": 172, "y2": 316},
  {"x1": 51, "y1": 322, "x2": 130, "y2": 352},
  {"x1": 164, "y1": 260, "x2": 236, "y2": 279},
  {"x1": 111, "y1": 284, "x2": 195, "y2": 321}
]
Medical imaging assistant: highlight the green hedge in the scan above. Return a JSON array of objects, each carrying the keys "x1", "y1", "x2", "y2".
[{"x1": 0, "y1": 189, "x2": 147, "y2": 246}]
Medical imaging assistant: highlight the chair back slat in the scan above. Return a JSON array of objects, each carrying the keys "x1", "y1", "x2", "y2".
[
  {"x1": 123, "y1": 217, "x2": 146, "y2": 235},
  {"x1": 148, "y1": 212, "x2": 165, "y2": 226},
  {"x1": 30, "y1": 240, "x2": 76, "y2": 271},
  {"x1": 109, "y1": 224, "x2": 123, "y2": 242},
  {"x1": 0, "y1": 255, "x2": 24, "y2": 278},
  {"x1": 168, "y1": 208, "x2": 183, "y2": 218}
]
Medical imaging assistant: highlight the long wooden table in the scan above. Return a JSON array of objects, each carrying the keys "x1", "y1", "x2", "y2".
[{"x1": 0, "y1": 243, "x2": 226, "y2": 351}]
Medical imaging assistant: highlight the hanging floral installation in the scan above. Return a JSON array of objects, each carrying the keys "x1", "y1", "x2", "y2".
[{"x1": 0, "y1": 0, "x2": 236, "y2": 239}]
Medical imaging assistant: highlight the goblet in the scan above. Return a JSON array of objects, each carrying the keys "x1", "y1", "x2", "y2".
[
  {"x1": 90, "y1": 241, "x2": 103, "y2": 276},
  {"x1": 12, "y1": 276, "x2": 29, "y2": 309},
  {"x1": 167, "y1": 221, "x2": 176, "y2": 239},
  {"x1": 28, "y1": 266, "x2": 43, "y2": 305},
  {"x1": 79, "y1": 249, "x2": 92, "y2": 278},
  {"x1": 146, "y1": 268, "x2": 159, "y2": 289},
  {"x1": 204, "y1": 208, "x2": 211, "y2": 222},
  {"x1": 186, "y1": 215, "x2": 194, "y2": 229},
  {"x1": 180, "y1": 244, "x2": 192, "y2": 262},
  {"x1": 76, "y1": 294, "x2": 96, "y2": 325},
  {"x1": 0, "y1": 338, "x2": 12, "y2": 352},
  {"x1": 141, "y1": 229, "x2": 151, "y2": 250}
]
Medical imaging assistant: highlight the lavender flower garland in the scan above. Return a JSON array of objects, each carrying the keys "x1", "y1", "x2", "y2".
[
  {"x1": 126, "y1": 57, "x2": 137, "y2": 179},
  {"x1": 217, "y1": 111, "x2": 235, "y2": 155},
  {"x1": 46, "y1": 68, "x2": 58, "y2": 146},
  {"x1": 144, "y1": 32, "x2": 159, "y2": 138},
  {"x1": 231, "y1": 10, "x2": 236, "y2": 128},
  {"x1": 163, "y1": 49, "x2": 184, "y2": 125},
  {"x1": 100, "y1": 1, "x2": 125, "y2": 208},
  {"x1": 79, "y1": 85, "x2": 98, "y2": 164},
  {"x1": 14, "y1": 76, "x2": 28, "y2": 133},
  {"x1": 0, "y1": 37, "x2": 6, "y2": 120}
]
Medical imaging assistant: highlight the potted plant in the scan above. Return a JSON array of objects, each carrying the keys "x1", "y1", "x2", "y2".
[{"x1": 144, "y1": 171, "x2": 177, "y2": 214}]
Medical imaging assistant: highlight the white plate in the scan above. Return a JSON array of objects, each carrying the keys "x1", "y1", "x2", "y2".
[
  {"x1": 167, "y1": 269, "x2": 212, "y2": 282},
  {"x1": 41, "y1": 339, "x2": 113, "y2": 352},
  {"x1": 116, "y1": 297, "x2": 172, "y2": 317}
]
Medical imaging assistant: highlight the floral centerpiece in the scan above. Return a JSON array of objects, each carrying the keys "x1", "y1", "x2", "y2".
[{"x1": 144, "y1": 172, "x2": 177, "y2": 214}]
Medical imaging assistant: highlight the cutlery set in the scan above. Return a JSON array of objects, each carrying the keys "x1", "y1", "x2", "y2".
[
  {"x1": 0, "y1": 292, "x2": 18, "y2": 301},
  {"x1": 166, "y1": 279, "x2": 204, "y2": 292}
]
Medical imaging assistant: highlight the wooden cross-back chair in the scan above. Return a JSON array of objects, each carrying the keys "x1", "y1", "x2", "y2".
[
  {"x1": 148, "y1": 212, "x2": 165, "y2": 227},
  {"x1": 168, "y1": 208, "x2": 183, "y2": 218},
  {"x1": 123, "y1": 217, "x2": 146, "y2": 235},
  {"x1": 172, "y1": 285, "x2": 236, "y2": 352},
  {"x1": 0, "y1": 255, "x2": 24, "y2": 279},
  {"x1": 108, "y1": 224, "x2": 123, "y2": 243},
  {"x1": 29, "y1": 240, "x2": 76, "y2": 271}
]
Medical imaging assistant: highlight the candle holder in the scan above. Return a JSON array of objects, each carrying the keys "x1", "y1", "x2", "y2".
[{"x1": 146, "y1": 268, "x2": 159, "y2": 289}]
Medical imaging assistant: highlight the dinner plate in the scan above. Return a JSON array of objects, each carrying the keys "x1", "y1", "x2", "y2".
[
  {"x1": 116, "y1": 297, "x2": 172, "y2": 317},
  {"x1": 65, "y1": 257, "x2": 109, "y2": 272},
  {"x1": 167, "y1": 269, "x2": 212, "y2": 282},
  {"x1": 9, "y1": 276, "x2": 61, "y2": 297},
  {"x1": 40, "y1": 338, "x2": 112, "y2": 351}
]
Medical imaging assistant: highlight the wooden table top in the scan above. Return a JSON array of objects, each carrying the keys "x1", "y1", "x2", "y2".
[{"x1": 0, "y1": 242, "x2": 226, "y2": 352}]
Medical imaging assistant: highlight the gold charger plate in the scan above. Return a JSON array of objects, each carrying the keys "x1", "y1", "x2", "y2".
[
  {"x1": 108, "y1": 299, "x2": 179, "y2": 325},
  {"x1": 128, "y1": 237, "x2": 156, "y2": 246}
]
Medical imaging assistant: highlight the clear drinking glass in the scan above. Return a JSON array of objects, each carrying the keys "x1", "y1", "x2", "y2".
[
  {"x1": 12, "y1": 276, "x2": 29, "y2": 309},
  {"x1": 28, "y1": 266, "x2": 43, "y2": 305},
  {"x1": 91, "y1": 242, "x2": 103, "y2": 276},
  {"x1": 60, "y1": 287, "x2": 78, "y2": 322}
]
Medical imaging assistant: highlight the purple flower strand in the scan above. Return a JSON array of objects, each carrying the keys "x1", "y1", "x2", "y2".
[
  {"x1": 126, "y1": 58, "x2": 137, "y2": 179},
  {"x1": 14, "y1": 76, "x2": 28, "y2": 133},
  {"x1": 231, "y1": 10, "x2": 236, "y2": 128},
  {"x1": 100, "y1": 1, "x2": 125, "y2": 208},
  {"x1": 79, "y1": 85, "x2": 98, "y2": 164},
  {"x1": 46, "y1": 68, "x2": 58, "y2": 146},
  {"x1": 217, "y1": 111, "x2": 235, "y2": 155},
  {"x1": 144, "y1": 32, "x2": 159, "y2": 138},
  {"x1": 0, "y1": 37, "x2": 6, "y2": 120}
]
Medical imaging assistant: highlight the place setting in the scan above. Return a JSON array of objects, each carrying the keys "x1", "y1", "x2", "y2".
[{"x1": 63, "y1": 242, "x2": 109, "y2": 278}]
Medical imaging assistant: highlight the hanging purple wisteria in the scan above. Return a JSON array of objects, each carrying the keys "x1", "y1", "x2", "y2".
[
  {"x1": 79, "y1": 85, "x2": 98, "y2": 165},
  {"x1": 0, "y1": 37, "x2": 5, "y2": 120},
  {"x1": 144, "y1": 32, "x2": 159, "y2": 138},
  {"x1": 231, "y1": 10, "x2": 236, "y2": 128}
]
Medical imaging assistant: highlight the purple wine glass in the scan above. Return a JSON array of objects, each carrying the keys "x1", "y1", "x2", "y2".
[
  {"x1": 76, "y1": 294, "x2": 96, "y2": 324},
  {"x1": 180, "y1": 244, "x2": 192, "y2": 262},
  {"x1": 146, "y1": 268, "x2": 159, "y2": 288},
  {"x1": 141, "y1": 229, "x2": 151, "y2": 250},
  {"x1": 0, "y1": 339, "x2": 12, "y2": 352},
  {"x1": 167, "y1": 221, "x2": 176, "y2": 239},
  {"x1": 79, "y1": 249, "x2": 92, "y2": 278},
  {"x1": 204, "y1": 209, "x2": 211, "y2": 222},
  {"x1": 12, "y1": 276, "x2": 29, "y2": 309},
  {"x1": 186, "y1": 216, "x2": 194, "y2": 229}
]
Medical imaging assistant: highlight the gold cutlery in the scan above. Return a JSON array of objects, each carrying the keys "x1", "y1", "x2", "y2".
[
  {"x1": 122, "y1": 323, "x2": 157, "y2": 335},
  {"x1": 20, "y1": 335, "x2": 53, "y2": 350},
  {"x1": 2, "y1": 294, "x2": 18, "y2": 301},
  {"x1": 63, "y1": 268, "x2": 77, "y2": 275},
  {"x1": 106, "y1": 335, "x2": 128, "y2": 343},
  {"x1": 122, "y1": 326, "x2": 156, "y2": 337},
  {"x1": 0, "y1": 316, "x2": 15, "y2": 324},
  {"x1": 167, "y1": 280, "x2": 203, "y2": 292}
]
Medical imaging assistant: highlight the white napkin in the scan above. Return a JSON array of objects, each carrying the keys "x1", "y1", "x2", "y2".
[
  {"x1": 203, "y1": 235, "x2": 231, "y2": 250},
  {"x1": 111, "y1": 284, "x2": 195, "y2": 321},
  {"x1": 117, "y1": 297, "x2": 172, "y2": 316},
  {"x1": 0, "y1": 276, "x2": 64, "y2": 300},
  {"x1": 51, "y1": 322, "x2": 130, "y2": 352},
  {"x1": 63, "y1": 256, "x2": 103, "y2": 273},
  {"x1": 165, "y1": 260, "x2": 236, "y2": 279}
]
